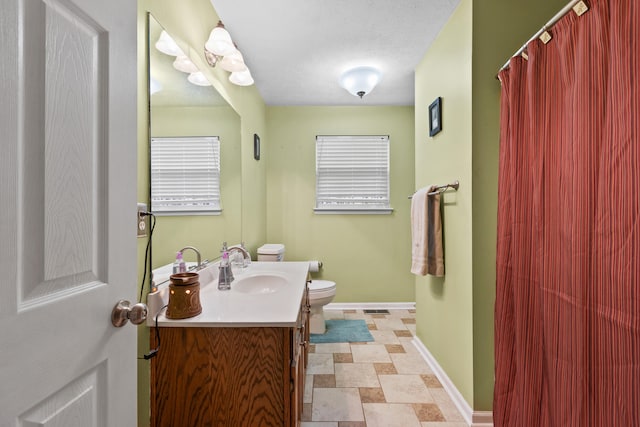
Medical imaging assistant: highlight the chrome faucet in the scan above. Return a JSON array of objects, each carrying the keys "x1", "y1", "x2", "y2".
[
  {"x1": 179, "y1": 246, "x2": 202, "y2": 270},
  {"x1": 228, "y1": 244, "x2": 251, "y2": 267}
]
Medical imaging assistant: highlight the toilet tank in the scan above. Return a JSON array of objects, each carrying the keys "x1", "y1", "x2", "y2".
[{"x1": 257, "y1": 244, "x2": 285, "y2": 262}]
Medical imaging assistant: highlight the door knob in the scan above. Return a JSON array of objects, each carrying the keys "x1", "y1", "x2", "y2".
[{"x1": 111, "y1": 300, "x2": 148, "y2": 327}]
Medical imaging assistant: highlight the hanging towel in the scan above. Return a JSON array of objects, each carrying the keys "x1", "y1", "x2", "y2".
[{"x1": 411, "y1": 186, "x2": 444, "y2": 276}]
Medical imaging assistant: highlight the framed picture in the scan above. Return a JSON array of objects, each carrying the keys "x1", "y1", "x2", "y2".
[
  {"x1": 429, "y1": 97, "x2": 442, "y2": 137},
  {"x1": 253, "y1": 133, "x2": 260, "y2": 160}
]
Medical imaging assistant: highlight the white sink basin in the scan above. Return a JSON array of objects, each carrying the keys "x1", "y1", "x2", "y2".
[{"x1": 233, "y1": 273, "x2": 288, "y2": 295}]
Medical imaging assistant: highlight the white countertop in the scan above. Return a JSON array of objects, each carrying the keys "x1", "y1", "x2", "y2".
[{"x1": 147, "y1": 261, "x2": 309, "y2": 327}]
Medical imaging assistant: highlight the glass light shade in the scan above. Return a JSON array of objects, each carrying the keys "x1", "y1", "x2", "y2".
[
  {"x1": 219, "y1": 49, "x2": 248, "y2": 72},
  {"x1": 205, "y1": 23, "x2": 235, "y2": 57},
  {"x1": 155, "y1": 30, "x2": 183, "y2": 56},
  {"x1": 229, "y1": 69, "x2": 254, "y2": 86},
  {"x1": 187, "y1": 71, "x2": 212, "y2": 86},
  {"x1": 173, "y1": 55, "x2": 199, "y2": 74},
  {"x1": 339, "y1": 66, "x2": 382, "y2": 98},
  {"x1": 149, "y1": 77, "x2": 162, "y2": 95}
]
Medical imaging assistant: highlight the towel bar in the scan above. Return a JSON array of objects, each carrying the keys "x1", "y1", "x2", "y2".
[{"x1": 408, "y1": 180, "x2": 460, "y2": 198}]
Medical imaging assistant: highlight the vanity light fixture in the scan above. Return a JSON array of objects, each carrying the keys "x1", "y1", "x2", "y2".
[
  {"x1": 155, "y1": 30, "x2": 183, "y2": 56},
  {"x1": 173, "y1": 55, "x2": 199, "y2": 74},
  {"x1": 229, "y1": 69, "x2": 254, "y2": 86},
  {"x1": 204, "y1": 20, "x2": 254, "y2": 86},
  {"x1": 187, "y1": 71, "x2": 212, "y2": 86},
  {"x1": 339, "y1": 66, "x2": 382, "y2": 98}
]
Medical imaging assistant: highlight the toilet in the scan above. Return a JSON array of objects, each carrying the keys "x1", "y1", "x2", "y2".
[
  {"x1": 307, "y1": 279, "x2": 336, "y2": 334},
  {"x1": 257, "y1": 244, "x2": 337, "y2": 334}
]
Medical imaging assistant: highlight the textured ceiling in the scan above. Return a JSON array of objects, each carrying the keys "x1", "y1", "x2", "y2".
[{"x1": 210, "y1": 0, "x2": 461, "y2": 106}]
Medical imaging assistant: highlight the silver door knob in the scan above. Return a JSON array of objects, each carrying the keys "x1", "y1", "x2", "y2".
[{"x1": 111, "y1": 300, "x2": 148, "y2": 327}]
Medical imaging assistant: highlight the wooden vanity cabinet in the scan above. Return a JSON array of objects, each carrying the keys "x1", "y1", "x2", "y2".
[{"x1": 150, "y1": 286, "x2": 310, "y2": 427}]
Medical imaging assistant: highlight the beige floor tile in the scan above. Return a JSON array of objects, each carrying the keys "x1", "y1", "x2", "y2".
[
  {"x1": 335, "y1": 363, "x2": 380, "y2": 388},
  {"x1": 386, "y1": 309, "x2": 413, "y2": 317},
  {"x1": 314, "y1": 374, "x2": 336, "y2": 388},
  {"x1": 362, "y1": 403, "x2": 422, "y2": 427},
  {"x1": 351, "y1": 344, "x2": 391, "y2": 363},
  {"x1": 301, "y1": 423, "x2": 338, "y2": 427},
  {"x1": 312, "y1": 388, "x2": 364, "y2": 422},
  {"x1": 402, "y1": 317, "x2": 417, "y2": 324},
  {"x1": 342, "y1": 309, "x2": 357, "y2": 313},
  {"x1": 314, "y1": 343, "x2": 352, "y2": 354},
  {"x1": 324, "y1": 310, "x2": 346, "y2": 320},
  {"x1": 359, "y1": 387, "x2": 386, "y2": 403},
  {"x1": 401, "y1": 340, "x2": 420, "y2": 355},
  {"x1": 344, "y1": 312, "x2": 368, "y2": 321},
  {"x1": 309, "y1": 344, "x2": 316, "y2": 353},
  {"x1": 368, "y1": 330, "x2": 401, "y2": 344},
  {"x1": 373, "y1": 318, "x2": 408, "y2": 331},
  {"x1": 379, "y1": 374, "x2": 434, "y2": 403},
  {"x1": 305, "y1": 374, "x2": 314, "y2": 403},
  {"x1": 421, "y1": 423, "x2": 468, "y2": 427},
  {"x1": 308, "y1": 353, "x2": 335, "y2": 374},
  {"x1": 406, "y1": 324, "x2": 417, "y2": 333},
  {"x1": 338, "y1": 422, "x2": 366, "y2": 427},
  {"x1": 303, "y1": 403, "x2": 313, "y2": 421},
  {"x1": 391, "y1": 353, "x2": 434, "y2": 375},
  {"x1": 374, "y1": 363, "x2": 398, "y2": 375},
  {"x1": 412, "y1": 403, "x2": 446, "y2": 421},
  {"x1": 333, "y1": 353, "x2": 353, "y2": 363},
  {"x1": 385, "y1": 344, "x2": 406, "y2": 353},
  {"x1": 394, "y1": 330, "x2": 414, "y2": 337},
  {"x1": 367, "y1": 323, "x2": 378, "y2": 330},
  {"x1": 421, "y1": 374, "x2": 443, "y2": 388},
  {"x1": 428, "y1": 388, "x2": 466, "y2": 422}
]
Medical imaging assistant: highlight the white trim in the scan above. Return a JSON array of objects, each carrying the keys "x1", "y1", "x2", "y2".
[
  {"x1": 325, "y1": 302, "x2": 416, "y2": 311},
  {"x1": 413, "y1": 336, "x2": 494, "y2": 427}
]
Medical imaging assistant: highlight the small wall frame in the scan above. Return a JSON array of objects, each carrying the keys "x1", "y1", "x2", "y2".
[
  {"x1": 429, "y1": 97, "x2": 442, "y2": 137},
  {"x1": 253, "y1": 133, "x2": 260, "y2": 160}
]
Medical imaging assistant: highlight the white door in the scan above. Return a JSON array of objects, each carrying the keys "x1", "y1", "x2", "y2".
[{"x1": 0, "y1": 0, "x2": 138, "y2": 425}]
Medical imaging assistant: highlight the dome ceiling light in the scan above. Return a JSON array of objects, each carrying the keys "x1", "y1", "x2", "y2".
[{"x1": 339, "y1": 66, "x2": 382, "y2": 99}]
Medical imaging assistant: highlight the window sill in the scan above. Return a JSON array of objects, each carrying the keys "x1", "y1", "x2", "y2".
[
  {"x1": 151, "y1": 210, "x2": 222, "y2": 216},
  {"x1": 313, "y1": 208, "x2": 393, "y2": 215}
]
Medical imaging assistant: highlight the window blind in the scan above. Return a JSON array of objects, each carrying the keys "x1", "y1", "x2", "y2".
[
  {"x1": 150, "y1": 136, "x2": 221, "y2": 214},
  {"x1": 315, "y1": 135, "x2": 391, "y2": 213}
]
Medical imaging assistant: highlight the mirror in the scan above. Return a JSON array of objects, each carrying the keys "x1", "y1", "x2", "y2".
[{"x1": 148, "y1": 14, "x2": 242, "y2": 269}]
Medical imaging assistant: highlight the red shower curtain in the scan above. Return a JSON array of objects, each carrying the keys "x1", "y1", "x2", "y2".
[{"x1": 494, "y1": 0, "x2": 639, "y2": 425}]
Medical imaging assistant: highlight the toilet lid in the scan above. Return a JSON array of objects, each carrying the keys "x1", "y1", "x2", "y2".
[{"x1": 308, "y1": 280, "x2": 336, "y2": 292}]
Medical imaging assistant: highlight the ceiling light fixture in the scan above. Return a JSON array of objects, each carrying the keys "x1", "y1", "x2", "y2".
[
  {"x1": 340, "y1": 66, "x2": 382, "y2": 99},
  {"x1": 204, "y1": 21, "x2": 253, "y2": 86}
]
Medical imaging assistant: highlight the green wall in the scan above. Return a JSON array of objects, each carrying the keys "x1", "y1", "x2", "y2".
[
  {"x1": 415, "y1": 0, "x2": 475, "y2": 406},
  {"x1": 414, "y1": 0, "x2": 569, "y2": 412},
  {"x1": 266, "y1": 107, "x2": 415, "y2": 303}
]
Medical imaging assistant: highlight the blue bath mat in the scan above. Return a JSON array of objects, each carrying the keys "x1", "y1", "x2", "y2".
[{"x1": 310, "y1": 319, "x2": 374, "y2": 343}]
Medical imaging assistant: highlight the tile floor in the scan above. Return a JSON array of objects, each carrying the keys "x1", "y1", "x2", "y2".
[{"x1": 302, "y1": 309, "x2": 467, "y2": 427}]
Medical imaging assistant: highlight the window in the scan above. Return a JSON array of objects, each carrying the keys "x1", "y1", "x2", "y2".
[
  {"x1": 150, "y1": 136, "x2": 221, "y2": 214},
  {"x1": 315, "y1": 135, "x2": 391, "y2": 214}
]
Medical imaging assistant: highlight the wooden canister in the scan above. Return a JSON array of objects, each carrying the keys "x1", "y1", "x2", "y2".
[{"x1": 166, "y1": 272, "x2": 202, "y2": 319}]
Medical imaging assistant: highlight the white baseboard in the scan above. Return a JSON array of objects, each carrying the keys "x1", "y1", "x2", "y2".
[
  {"x1": 413, "y1": 337, "x2": 494, "y2": 427},
  {"x1": 325, "y1": 302, "x2": 416, "y2": 310}
]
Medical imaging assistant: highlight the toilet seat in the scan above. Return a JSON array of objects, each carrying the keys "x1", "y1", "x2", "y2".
[
  {"x1": 308, "y1": 280, "x2": 336, "y2": 292},
  {"x1": 308, "y1": 280, "x2": 336, "y2": 300}
]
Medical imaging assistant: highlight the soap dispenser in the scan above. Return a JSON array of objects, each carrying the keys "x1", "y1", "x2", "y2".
[{"x1": 172, "y1": 251, "x2": 186, "y2": 274}]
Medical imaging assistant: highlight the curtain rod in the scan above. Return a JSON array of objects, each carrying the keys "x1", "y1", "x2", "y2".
[{"x1": 498, "y1": 0, "x2": 585, "y2": 73}]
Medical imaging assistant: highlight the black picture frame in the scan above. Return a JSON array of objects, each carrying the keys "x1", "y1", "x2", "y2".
[
  {"x1": 429, "y1": 97, "x2": 442, "y2": 137},
  {"x1": 253, "y1": 133, "x2": 260, "y2": 160}
]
